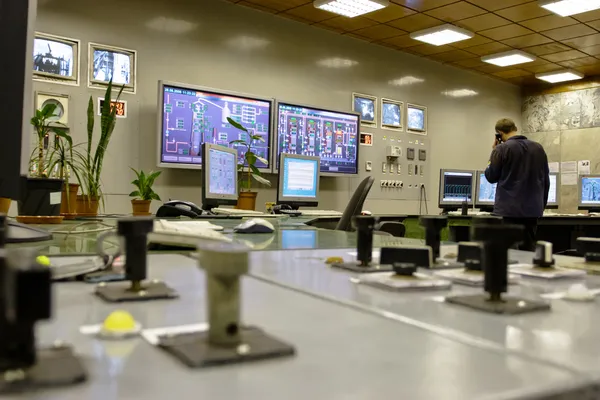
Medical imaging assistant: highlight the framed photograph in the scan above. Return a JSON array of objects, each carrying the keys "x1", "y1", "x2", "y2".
[
  {"x1": 88, "y1": 42, "x2": 137, "y2": 93},
  {"x1": 381, "y1": 98, "x2": 403, "y2": 131},
  {"x1": 352, "y1": 93, "x2": 377, "y2": 127},
  {"x1": 33, "y1": 32, "x2": 80, "y2": 86},
  {"x1": 97, "y1": 97, "x2": 127, "y2": 118},
  {"x1": 35, "y1": 91, "x2": 70, "y2": 127},
  {"x1": 406, "y1": 103, "x2": 427, "y2": 135}
]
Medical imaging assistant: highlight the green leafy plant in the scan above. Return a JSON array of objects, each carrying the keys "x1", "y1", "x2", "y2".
[
  {"x1": 227, "y1": 117, "x2": 271, "y2": 191},
  {"x1": 30, "y1": 103, "x2": 70, "y2": 178},
  {"x1": 47, "y1": 135, "x2": 85, "y2": 210},
  {"x1": 129, "y1": 168, "x2": 162, "y2": 201}
]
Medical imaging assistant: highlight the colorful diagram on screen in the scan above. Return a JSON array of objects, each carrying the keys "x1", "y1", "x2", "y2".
[{"x1": 161, "y1": 85, "x2": 271, "y2": 168}]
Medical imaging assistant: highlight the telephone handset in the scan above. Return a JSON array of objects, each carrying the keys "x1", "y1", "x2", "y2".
[
  {"x1": 156, "y1": 200, "x2": 203, "y2": 218},
  {"x1": 495, "y1": 133, "x2": 503, "y2": 144}
]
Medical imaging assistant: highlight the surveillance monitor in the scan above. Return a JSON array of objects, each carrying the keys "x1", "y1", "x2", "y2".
[
  {"x1": 277, "y1": 153, "x2": 320, "y2": 209},
  {"x1": 578, "y1": 174, "x2": 600, "y2": 212},
  {"x1": 546, "y1": 173, "x2": 559, "y2": 209},
  {"x1": 439, "y1": 169, "x2": 474, "y2": 210},
  {"x1": 33, "y1": 32, "x2": 79, "y2": 85},
  {"x1": 474, "y1": 170, "x2": 496, "y2": 212},
  {"x1": 201, "y1": 143, "x2": 238, "y2": 211},
  {"x1": 406, "y1": 103, "x2": 427, "y2": 134}
]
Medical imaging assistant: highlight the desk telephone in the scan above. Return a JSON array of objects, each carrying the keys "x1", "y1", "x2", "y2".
[{"x1": 156, "y1": 200, "x2": 203, "y2": 218}]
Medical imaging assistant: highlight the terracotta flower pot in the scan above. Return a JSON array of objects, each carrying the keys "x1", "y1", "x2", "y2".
[
  {"x1": 76, "y1": 195, "x2": 99, "y2": 216},
  {"x1": 131, "y1": 199, "x2": 151, "y2": 216},
  {"x1": 60, "y1": 183, "x2": 79, "y2": 216},
  {"x1": 236, "y1": 191, "x2": 257, "y2": 211},
  {"x1": 0, "y1": 198, "x2": 10, "y2": 214}
]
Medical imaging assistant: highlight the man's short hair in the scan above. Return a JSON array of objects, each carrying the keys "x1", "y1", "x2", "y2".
[{"x1": 495, "y1": 118, "x2": 518, "y2": 134}]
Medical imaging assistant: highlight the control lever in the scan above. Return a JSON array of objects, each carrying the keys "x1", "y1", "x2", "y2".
[
  {"x1": 511, "y1": 240, "x2": 585, "y2": 279},
  {"x1": 95, "y1": 218, "x2": 178, "y2": 302},
  {"x1": 419, "y1": 216, "x2": 462, "y2": 269},
  {"x1": 533, "y1": 241, "x2": 555, "y2": 268},
  {"x1": 576, "y1": 237, "x2": 600, "y2": 262}
]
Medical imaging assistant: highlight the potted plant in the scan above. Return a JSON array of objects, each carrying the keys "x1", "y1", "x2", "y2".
[
  {"x1": 19, "y1": 103, "x2": 71, "y2": 217},
  {"x1": 47, "y1": 134, "x2": 84, "y2": 217},
  {"x1": 129, "y1": 168, "x2": 162, "y2": 216},
  {"x1": 76, "y1": 80, "x2": 124, "y2": 216},
  {"x1": 0, "y1": 198, "x2": 10, "y2": 214},
  {"x1": 227, "y1": 117, "x2": 271, "y2": 211}
]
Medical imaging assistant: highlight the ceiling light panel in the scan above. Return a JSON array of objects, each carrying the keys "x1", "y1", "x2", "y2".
[
  {"x1": 536, "y1": 69, "x2": 584, "y2": 83},
  {"x1": 482, "y1": 50, "x2": 536, "y2": 67},
  {"x1": 539, "y1": 0, "x2": 600, "y2": 17},
  {"x1": 410, "y1": 24, "x2": 474, "y2": 46},
  {"x1": 314, "y1": 0, "x2": 389, "y2": 18}
]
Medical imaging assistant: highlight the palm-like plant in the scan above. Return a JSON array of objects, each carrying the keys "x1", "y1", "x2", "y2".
[
  {"x1": 129, "y1": 168, "x2": 162, "y2": 201},
  {"x1": 227, "y1": 117, "x2": 270, "y2": 191},
  {"x1": 47, "y1": 135, "x2": 84, "y2": 211},
  {"x1": 30, "y1": 103, "x2": 70, "y2": 178}
]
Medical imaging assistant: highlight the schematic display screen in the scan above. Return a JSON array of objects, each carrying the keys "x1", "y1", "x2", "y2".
[
  {"x1": 160, "y1": 84, "x2": 271, "y2": 168},
  {"x1": 442, "y1": 172, "x2": 473, "y2": 202},
  {"x1": 581, "y1": 177, "x2": 600, "y2": 204},
  {"x1": 478, "y1": 173, "x2": 497, "y2": 204},
  {"x1": 276, "y1": 103, "x2": 359, "y2": 174}
]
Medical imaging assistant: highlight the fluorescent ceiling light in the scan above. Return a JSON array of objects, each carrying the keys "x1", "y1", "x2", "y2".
[
  {"x1": 539, "y1": 0, "x2": 600, "y2": 17},
  {"x1": 410, "y1": 24, "x2": 474, "y2": 46},
  {"x1": 482, "y1": 50, "x2": 536, "y2": 67},
  {"x1": 388, "y1": 76, "x2": 425, "y2": 86},
  {"x1": 314, "y1": 0, "x2": 389, "y2": 18},
  {"x1": 443, "y1": 89, "x2": 478, "y2": 98},
  {"x1": 317, "y1": 57, "x2": 358, "y2": 68},
  {"x1": 536, "y1": 69, "x2": 584, "y2": 83}
]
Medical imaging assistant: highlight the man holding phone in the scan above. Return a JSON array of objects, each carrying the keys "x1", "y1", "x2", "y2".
[{"x1": 485, "y1": 118, "x2": 550, "y2": 251}]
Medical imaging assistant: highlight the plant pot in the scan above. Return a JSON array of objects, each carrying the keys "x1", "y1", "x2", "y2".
[
  {"x1": 17, "y1": 177, "x2": 63, "y2": 217},
  {"x1": 0, "y1": 198, "x2": 11, "y2": 214},
  {"x1": 60, "y1": 183, "x2": 79, "y2": 216},
  {"x1": 76, "y1": 195, "x2": 99, "y2": 216},
  {"x1": 131, "y1": 199, "x2": 151, "y2": 216},
  {"x1": 236, "y1": 191, "x2": 257, "y2": 211}
]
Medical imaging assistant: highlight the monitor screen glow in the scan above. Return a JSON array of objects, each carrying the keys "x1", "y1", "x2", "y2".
[
  {"x1": 441, "y1": 171, "x2": 473, "y2": 204},
  {"x1": 33, "y1": 37, "x2": 74, "y2": 78},
  {"x1": 277, "y1": 102, "x2": 359, "y2": 174},
  {"x1": 282, "y1": 157, "x2": 318, "y2": 199},
  {"x1": 382, "y1": 102, "x2": 401, "y2": 127},
  {"x1": 581, "y1": 176, "x2": 600, "y2": 204},
  {"x1": 407, "y1": 106, "x2": 425, "y2": 131},
  {"x1": 548, "y1": 174, "x2": 558, "y2": 204},
  {"x1": 281, "y1": 230, "x2": 317, "y2": 249},
  {"x1": 93, "y1": 49, "x2": 131, "y2": 84},
  {"x1": 207, "y1": 147, "x2": 237, "y2": 197},
  {"x1": 477, "y1": 172, "x2": 497, "y2": 204}
]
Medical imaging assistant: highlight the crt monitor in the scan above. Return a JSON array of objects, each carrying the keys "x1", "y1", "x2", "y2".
[
  {"x1": 579, "y1": 175, "x2": 600, "y2": 211},
  {"x1": 277, "y1": 153, "x2": 320, "y2": 209},
  {"x1": 159, "y1": 81, "x2": 272, "y2": 170},
  {"x1": 438, "y1": 169, "x2": 474, "y2": 208},
  {"x1": 546, "y1": 173, "x2": 559, "y2": 209},
  {"x1": 201, "y1": 143, "x2": 238, "y2": 210},
  {"x1": 276, "y1": 101, "x2": 359, "y2": 176},
  {"x1": 475, "y1": 171, "x2": 497, "y2": 209}
]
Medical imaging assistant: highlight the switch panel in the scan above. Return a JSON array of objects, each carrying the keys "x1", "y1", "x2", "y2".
[
  {"x1": 382, "y1": 162, "x2": 387, "y2": 173},
  {"x1": 389, "y1": 164, "x2": 395, "y2": 174},
  {"x1": 365, "y1": 161, "x2": 372, "y2": 172},
  {"x1": 386, "y1": 145, "x2": 402, "y2": 158},
  {"x1": 419, "y1": 149, "x2": 427, "y2": 161},
  {"x1": 407, "y1": 148, "x2": 415, "y2": 160},
  {"x1": 408, "y1": 164, "x2": 413, "y2": 176}
]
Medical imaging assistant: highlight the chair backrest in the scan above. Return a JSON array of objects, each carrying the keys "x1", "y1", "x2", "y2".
[
  {"x1": 378, "y1": 222, "x2": 406, "y2": 238},
  {"x1": 335, "y1": 176, "x2": 374, "y2": 231}
]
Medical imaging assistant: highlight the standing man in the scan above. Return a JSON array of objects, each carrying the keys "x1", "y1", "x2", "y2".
[{"x1": 485, "y1": 118, "x2": 550, "y2": 251}]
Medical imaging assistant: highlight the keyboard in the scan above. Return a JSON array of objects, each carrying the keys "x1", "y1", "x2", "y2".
[
  {"x1": 212, "y1": 208, "x2": 265, "y2": 216},
  {"x1": 300, "y1": 210, "x2": 343, "y2": 217},
  {"x1": 149, "y1": 220, "x2": 232, "y2": 248}
]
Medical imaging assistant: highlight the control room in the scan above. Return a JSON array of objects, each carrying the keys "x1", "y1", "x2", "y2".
[{"x1": 3, "y1": 0, "x2": 600, "y2": 399}]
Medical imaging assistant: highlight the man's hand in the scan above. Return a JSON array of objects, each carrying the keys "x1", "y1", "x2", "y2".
[{"x1": 492, "y1": 136, "x2": 499, "y2": 149}]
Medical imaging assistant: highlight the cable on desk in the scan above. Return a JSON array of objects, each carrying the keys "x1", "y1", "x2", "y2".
[
  {"x1": 419, "y1": 185, "x2": 428, "y2": 215},
  {"x1": 52, "y1": 221, "x2": 115, "y2": 239}
]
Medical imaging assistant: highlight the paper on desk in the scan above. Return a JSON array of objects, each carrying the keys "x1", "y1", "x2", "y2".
[
  {"x1": 141, "y1": 323, "x2": 208, "y2": 346},
  {"x1": 561, "y1": 161, "x2": 577, "y2": 174},
  {"x1": 561, "y1": 173, "x2": 578, "y2": 186},
  {"x1": 578, "y1": 160, "x2": 591, "y2": 175},
  {"x1": 548, "y1": 162, "x2": 559, "y2": 173}
]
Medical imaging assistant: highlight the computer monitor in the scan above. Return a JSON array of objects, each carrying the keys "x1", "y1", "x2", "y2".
[
  {"x1": 33, "y1": 32, "x2": 79, "y2": 85},
  {"x1": 158, "y1": 81, "x2": 273, "y2": 170},
  {"x1": 546, "y1": 173, "x2": 559, "y2": 209},
  {"x1": 406, "y1": 103, "x2": 427, "y2": 134},
  {"x1": 277, "y1": 153, "x2": 320, "y2": 209},
  {"x1": 201, "y1": 143, "x2": 238, "y2": 211},
  {"x1": 438, "y1": 169, "x2": 474, "y2": 210},
  {"x1": 275, "y1": 101, "x2": 359, "y2": 176},
  {"x1": 474, "y1": 171, "x2": 496, "y2": 211},
  {"x1": 578, "y1": 174, "x2": 600, "y2": 212}
]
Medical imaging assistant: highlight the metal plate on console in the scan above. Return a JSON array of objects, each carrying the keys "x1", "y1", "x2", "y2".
[
  {"x1": 357, "y1": 272, "x2": 451, "y2": 291},
  {"x1": 435, "y1": 269, "x2": 519, "y2": 286}
]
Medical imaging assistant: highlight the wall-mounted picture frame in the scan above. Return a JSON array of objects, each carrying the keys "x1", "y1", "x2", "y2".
[
  {"x1": 35, "y1": 91, "x2": 70, "y2": 127},
  {"x1": 352, "y1": 93, "x2": 377, "y2": 127},
  {"x1": 33, "y1": 32, "x2": 80, "y2": 86},
  {"x1": 88, "y1": 42, "x2": 137, "y2": 93},
  {"x1": 97, "y1": 97, "x2": 128, "y2": 118},
  {"x1": 406, "y1": 103, "x2": 427, "y2": 135},
  {"x1": 381, "y1": 98, "x2": 403, "y2": 131}
]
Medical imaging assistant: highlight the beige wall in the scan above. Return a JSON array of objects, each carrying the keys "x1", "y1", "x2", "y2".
[{"x1": 25, "y1": 0, "x2": 521, "y2": 216}]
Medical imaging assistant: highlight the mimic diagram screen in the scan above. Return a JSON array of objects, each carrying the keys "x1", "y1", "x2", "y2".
[
  {"x1": 282, "y1": 157, "x2": 318, "y2": 199},
  {"x1": 442, "y1": 172, "x2": 473, "y2": 202},
  {"x1": 161, "y1": 85, "x2": 271, "y2": 168},
  {"x1": 548, "y1": 174, "x2": 557, "y2": 204},
  {"x1": 208, "y1": 148, "x2": 236, "y2": 196},
  {"x1": 277, "y1": 103, "x2": 358, "y2": 174},
  {"x1": 581, "y1": 177, "x2": 600, "y2": 204},
  {"x1": 478, "y1": 173, "x2": 497, "y2": 204},
  {"x1": 407, "y1": 106, "x2": 425, "y2": 131}
]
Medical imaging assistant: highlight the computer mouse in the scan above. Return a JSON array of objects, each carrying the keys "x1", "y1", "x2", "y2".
[{"x1": 234, "y1": 218, "x2": 275, "y2": 234}]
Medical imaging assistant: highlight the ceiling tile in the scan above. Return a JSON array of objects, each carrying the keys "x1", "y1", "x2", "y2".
[
  {"x1": 452, "y1": 57, "x2": 487, "y2": 68},
  {"x1": 241, "y1": 0, "x2": 307, "y2": 12},
  {"x1": 559, "y1": 56, "x2": 599, "y2": 68},
  {"x1": 585, "y1": 19, "x2": 600, "y2": 31},
  {"x1": 390, "y1": 0, "x2": 460, "y2": 12},
  {"x1": 424, "y1": 2, "x2": 487, "y2": 22},
  {"x1": 492, "y1": 69, "x2": 531, "y2": 79},
  {"x1": 580, "y1": 44, "x2": 600, "y2": 56},
  {"x1": 237, "y1": 1, "x2": 278, "y2": 12},
  {"x1": 319, "y1": 16, "x2": 378, "y2": 32},
  {"x1": 496, "y1": 3, "x2": 552, "y2": 22},
  {"x1": 282, "y1": 14, "x2": 311, "y2": 24},
  {"x1": 543, "y1": 24, "x2": 597, "y2": 41},
  {"x1": 388, "y1": 13, "x2": 443, "y2": 32},
  {"x1": 573, "y1": 9, "x2": 600, "y2": 23},
  {"x1": 456, "y1": 13, "x2": 511, "y2": 32},
  {"x1": 475, "y1": 63, "x2": 508, "y2": 74},
  {"x1": 519, "y1": 15, "x2": 578, "y2": 32},
  {"x1": 562, "y1": 33, "x2": 600, "y2": 49},
  {"x1": 352, "y1": 24, "x2": 407, "y2": 40},
  {"x1": 523, "y1": 42, "x2": 572, "y2": 56},
  {"x1": 314, "y1": 22, "x2": 346, "y2": 33},
  {"x1": 365, "y1": 4, "x2": 416, "y2": 23},
  {"x1": 380, "y1": 34, "x2": 421, "y2": 47},
  {"x1": 466, "y1": 0, "x2": 533, "y2": 12},
  {"x1": 427, "y1": 49, "x2": 476, "y2": 62},
  {"x1": 501, "y1": 33, "x2": 552, "y2": 48},
  {"x1": 574, "y1": 64, "x2": 600, "y2": 75},
  {"x1": 522, "y1": 62, "x2": 562, "y2": 74},
  {"x1": 542, "y1": 49, "x2": 588, "y2": 63},
  {"x1": 479, "y1": 24, "x2": 534, "y2": 41},
  {"x1": 464, "y1": 41, "x2": 511, "y2": 56},
  {"x1": 284, "y1": 4, "x2": 335, "y2": 23},
  {"x1": 451, "y1": 34, "x2": 492, "y2": 49},
  {"x1": 408, "y1": 43, "x2": 454, "y2": 55}
]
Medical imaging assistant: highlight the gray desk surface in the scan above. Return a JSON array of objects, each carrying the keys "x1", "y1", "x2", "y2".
[
  {"x1": 10, "y1": 254, "x2": 595, "y2": 400},
  {"x1": 248, "y1": 246, "x2": 600, "y2": 378}
]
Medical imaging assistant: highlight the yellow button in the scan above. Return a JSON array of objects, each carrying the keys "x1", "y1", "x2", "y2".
[
  {"x1": 36, "y1": 255, "x2": 51, "y2": 267},
  {"x1": 102, "y1": 310, "x2": 137, "y2": 333}
]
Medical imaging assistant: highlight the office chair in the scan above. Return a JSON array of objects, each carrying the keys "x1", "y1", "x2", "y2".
[
  {"x1": 378, "y1": 222, "x2": 406, "y2": 238},
  {"x1": 335, "y1": 176, "x2": 374, "y2": 232}
]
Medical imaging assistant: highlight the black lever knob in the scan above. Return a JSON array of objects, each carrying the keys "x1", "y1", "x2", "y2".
[
  {"x1": 419, "y1": 216, "x2": 447, "y2": 260},
  {"x1": 576, "y1": 237, "x2": 600, "y2": 262},
  {"x1": 118, "y1": 218, "x2": 154, "y2": 284},
  {"x1": 353, "y1": 216, "x2": 376, "y2": 266},
  {"x1": 392, "y1": 262, "x2": 417, "y2": 276},
  {"x1": 471, "y1": 224, "x2": 523, "y2": 301}
]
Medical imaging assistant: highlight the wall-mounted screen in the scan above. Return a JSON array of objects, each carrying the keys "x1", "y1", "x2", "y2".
[
  {"x1": 89, "y1": 43, "x2": 136, "y2": 92},
  {"x1": 158, "y1": 81, "x2": 273, "y2": 170},
  {"x1": 33, "y1": 32, "x2": 79, "y2": 85},
  {"x1": 547, "y1": 173, "x2": 559, "y2": 209},
  {"x1": 276, "y1": 102, "x2": 359, "y2": 175},
  {"x1": 579, "y1": 175, "x2": 600, "y2": 210},
  {"x1": 407, "y1": 103, "x2": 427, "y2": 134},
  {"x1": 381, "y1": 98, "x2": 403, "y2": 130},
  {"x1": 352, "y1": 93, "x2": 377, "y2": 127}
]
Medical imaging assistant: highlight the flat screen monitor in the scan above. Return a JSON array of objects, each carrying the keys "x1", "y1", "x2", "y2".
[
  {"x1": 407, "y1": 103, "x2": 427, "y2": 134},
  {"x1": 439, "y1": 169, "x2": 474, "y2": 208},
  {"x1": 201, "y1": 143, "x2": 238, "y2": 210},
  {"x1": 546, "y1": 173, "x2": 559, "y2": 209},
  {"x1": 33, "y1": 33, "x2": 78, "y2": 84},
  {"x1": 158, "y1": 81, "x2": 273, "y2": 170},
  {"x1": 578, "y1": 175, "x2": 600, "y2": 211},
  {"x1": 276, "y1": 102, "x2": 359, "y2": 175},
  {"x1": 475, "y1": 171, "x2": 497, "y2": 208},
  {"x1": 277, "y1": 153, "x2": 320, "y2": 209}
]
